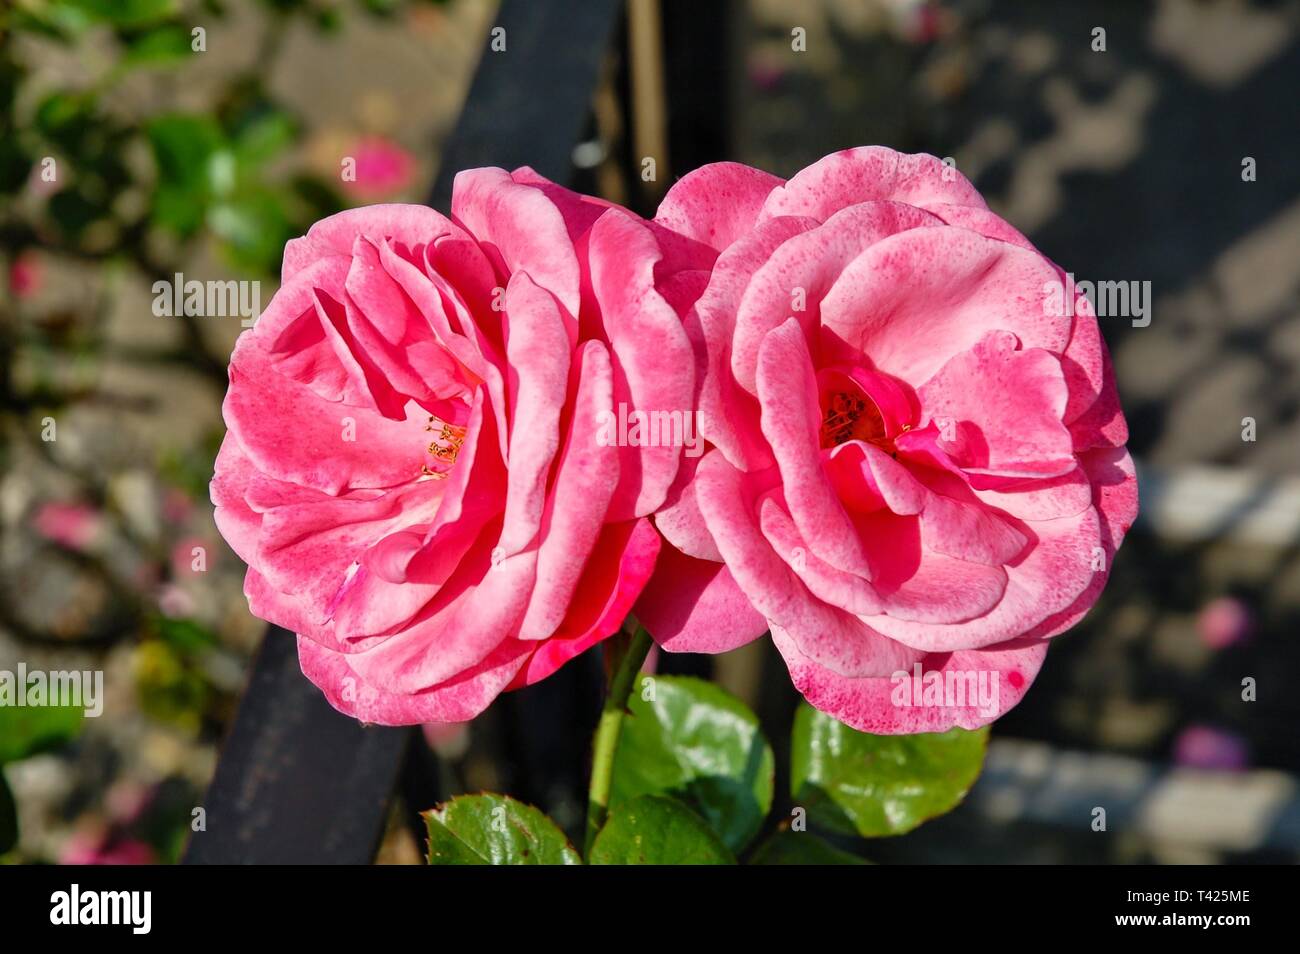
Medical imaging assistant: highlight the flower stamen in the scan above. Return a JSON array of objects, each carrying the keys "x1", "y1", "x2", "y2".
[{"x1": 421, "y1": 416, "x2": 467, "y2": 479}]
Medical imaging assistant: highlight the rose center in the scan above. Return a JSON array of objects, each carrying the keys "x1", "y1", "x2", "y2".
[
  {"x1": 819, "y1": 389, "x2": 894, "y2": 452},
  {"x1": 422, "y1": 416, "x2": 467, "y2": 479}
]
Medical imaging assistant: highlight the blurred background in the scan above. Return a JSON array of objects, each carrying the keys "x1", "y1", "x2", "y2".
[{"x1": 1, "y1": 0, "x2": 1297, "y2": 865}]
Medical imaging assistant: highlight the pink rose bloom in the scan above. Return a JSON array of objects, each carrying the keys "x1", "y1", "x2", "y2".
[
  {"x1": 212, "y1": 169, "x2": 713, "y2": 724},
  {"x1": 637, "y1": 147, "x2": 1138, "y2": 733}
]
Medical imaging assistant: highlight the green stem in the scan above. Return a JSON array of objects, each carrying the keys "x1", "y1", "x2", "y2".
[{"x1": 584, "y1": 622, "x2": 654, "y2": 856}]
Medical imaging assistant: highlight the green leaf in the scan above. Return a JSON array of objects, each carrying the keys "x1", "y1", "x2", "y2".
[
  {"x1": 53, "y1": 0, "x2": 178, "y2": 28},
  {"x1": 233, "y1": 111, "x2": 296, "y2": 167},
  {"x1": 0, "y1": 702, "x2": 85, "y2": 765},
  {"x1": 154, "y1": 616, "x2": 217, "y2": 655},
  {"x1": 121, "y1": 25, "x2": 194, "y2": 68},
  {"x1": 749, "y1": 829, "x2": 868, "y2": 865},
  {"x1": 610, "y1": 674, "x2": 773, "y2": 852},
  {"x1": 147, "y1": 114, "x2": 224, "y2": 235},
  {"x1": 208, "y1": 189, "x2": 292, "y2": 273},
  {"x1": 147, "y1": 114, "x2": 224, "y2": 185},
  {"x1": 0, "y1": 771, "x2": 17, "y2": 855},
  {"x1": 424, "y1": 794, "x2": 581, "y2": 865},
  {"x1": 791, "y1": 703, "x2": 988, "y2": 837},
  {"x1": 589, "y1": 795, "x2": 735, "y2": 865}
]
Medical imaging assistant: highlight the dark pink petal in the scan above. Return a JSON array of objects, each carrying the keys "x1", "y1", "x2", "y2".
[
  {"x1": 513, "y1": 518, "x2": 660, "y2": 686},
  {"x1": 636, "y1": 543, "x2": 768, "y2": 653}
]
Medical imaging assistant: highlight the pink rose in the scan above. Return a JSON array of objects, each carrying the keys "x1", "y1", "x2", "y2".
[
  {"x1": 636, "y1": 147, "x2": 1138, "y2": 733},
  {"x1": 212, "y1": 169, "x2": 714, "y2": 724}
]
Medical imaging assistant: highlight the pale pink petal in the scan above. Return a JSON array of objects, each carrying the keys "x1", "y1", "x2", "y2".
[
  {"x1": 654, "y1": 161, "x2": 784, "y2": 252},
  {"x1": 518, "y1": 341, "x2": 621, "y2": 639},
  {"x1": 223, "y1": 333, "x2": 429, "y2": 494},
  {"x1": 758, "y1": 147, "x2": 986, "y2": 223},
  {"x1": 819, "y1": 226, "x2": 1072, "y2": 386},
  {"x1": 282, "y1": 204, "x2": 461, "y2": 283},
  {"x1": 772, "y1": 625, "x2": 1048, "y2": 733},
  {"x1": 864, "y1": 505, "x2": 1102, "y2": 651},
  {"x1": 918, "y1": 330, "x2": 1075, "y2": 479},
  {"x1": 731, "y1": 201, "x2": 942, "y2": 394},
  {"x1": 695, "y1": 215, "x2": 813, "y2": 471},
  {"x1": 497, "y1": 272, "x2": 570, "y2": 554},
  {"x1": 587, "y1": 210, "x2": 695, "y2": 518},
  {"x1": 451, "y1": 166, "x2": 582, "y2": 320},
  {"x1": 298, "y1": 634, "x2": 531, "y2": 725}
]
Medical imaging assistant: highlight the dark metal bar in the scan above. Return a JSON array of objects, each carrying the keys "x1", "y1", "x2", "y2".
[
  {"x1": 183, "y1": 628, "x2": 411, "y2": 864},
  {"x1": 428, "y1": 0, "x2": 624, "y2": 211}
]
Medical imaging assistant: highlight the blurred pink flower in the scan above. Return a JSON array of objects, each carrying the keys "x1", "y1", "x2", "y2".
[
  {"x1": 157, "y1": 583, "x2": 197, "y2": 619},
  {"x1": 422, "y1": 721, "x2": 470, "y2": 759},
  {"x1": 171, "y1": 537, "x2": 212, "y2": 577},
  {"x1": 32, "y1": 501, "x2": 101, "y2": 549},
  {"x1": 105, "y1": 781, "x2": 155, "y2": 826},
  {"x1": 1173, "y1": 725, "x2": 1249, "y2": 772},
  {"x1": 60, "y1": 832, "x2": 155, "y2": 866},
  {"x1": 9, "y1": 251, "x2": 43, "y2": 298},
  {"x1": 747, "y1": 58, "x2": 786, "y2": 93},
  {"x1": 162, "y1": 487, "x2": 195, "y2": 525},
  {"x1": 884, "y1": 0, "x2": 943, "y2": 44},
  {"x1": 342, "y1": 136, "x2": 416, "y2": 199},
  {"x1": 1196, "y1": 596, "x2": 1253, "y2": 650},
  {"x1": 26, "y1": 161, "x2": 62, "y2": 199}
]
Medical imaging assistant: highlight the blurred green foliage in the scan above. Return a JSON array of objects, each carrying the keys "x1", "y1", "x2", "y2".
[
  {"x1": 0, "y1": 0, "x2": 447, "y2": 865},
  {"x1": 1, "y1": 0, "x2": 445, "y2": 277}
]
